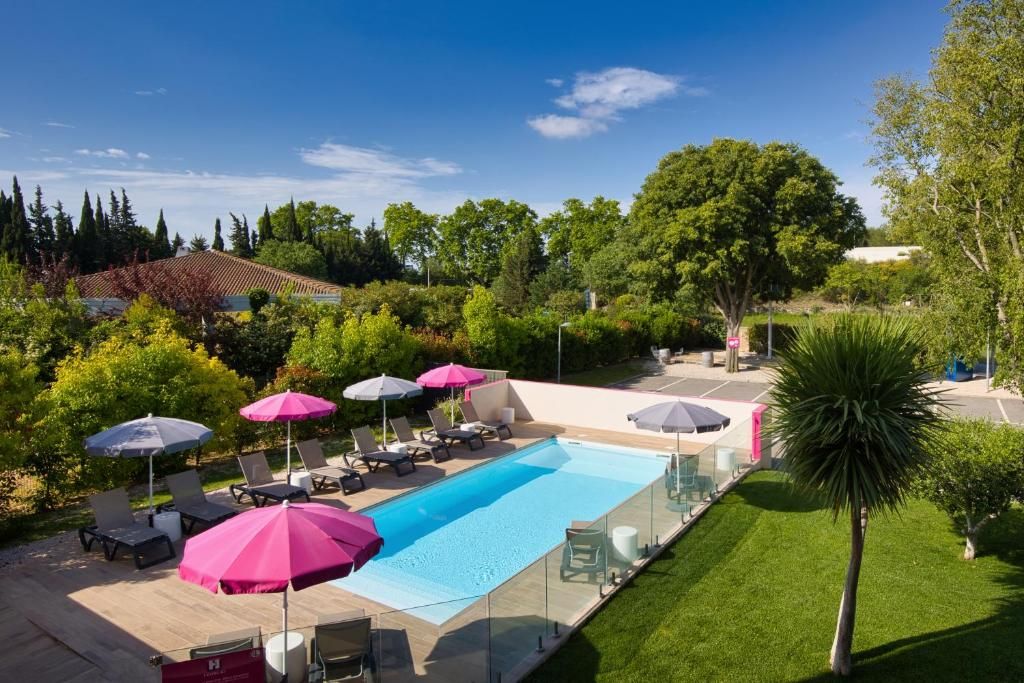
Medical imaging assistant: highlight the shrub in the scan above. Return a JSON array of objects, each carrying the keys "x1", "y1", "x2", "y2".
[
  {"x1": 246, "y1": 287, "x2": 271, "y2": 313},
  {"x1": 747, "y1": 322, "x2": 802, "y2": 355},
  {"x1": 254, "y1": 239, "x2": 329, "y2": 279},
  {"x1": 0, "y1": 349, "x2": 39, "y2": 526}
]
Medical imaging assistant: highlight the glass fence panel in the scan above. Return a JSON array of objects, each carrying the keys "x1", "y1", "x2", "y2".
[
  {"x1": 376, "y1": 597, "x2": 488, "y2": 683},
  {"x1": 713, "y1": 417, "x2": 754, "y2": 479},
  {"x1": 651, "y1": 471, "x2": 685, "y2": 544},
  {"x1": 544, "y1": 517, "x2": 608, "y2": 635},
  {"x1": 487, "y1": 555, "x2": 547, "y2": 681},
  {"x1": 605, "y1": 484, "x2": 653, "y2": 576}
]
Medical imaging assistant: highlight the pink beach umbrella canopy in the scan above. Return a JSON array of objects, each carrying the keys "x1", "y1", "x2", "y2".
[
  {"x1": 179, "y1": 501, "x2": 383, "y2": 682},
  {"x1": 240, "y1": 390, "x2": 337, "y2": 476},
  {"x1": 416, "y1": 363, "x2": 486, "y2": 423}
]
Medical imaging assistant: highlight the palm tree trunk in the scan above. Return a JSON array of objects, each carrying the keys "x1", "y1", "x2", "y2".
[{"x1": 830, "y1": 505, "x2": 867, "y2": 675}]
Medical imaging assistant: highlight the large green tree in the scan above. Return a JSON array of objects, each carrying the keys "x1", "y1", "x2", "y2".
[
  {"x1": 228, "y1": 213, "x2": 252, "y2": 257},
  {"x1": 771, "y1": 315, "x2": 943, "y2": 675},
  {"x1": 75, "y1": 191, "x2": 101, "y2": 272},
  {"x1": 383, "y1": 201, "x2": 439, "y2": 284},
  {"x1": 872, "y1": 0, "x2": 1024, "y2": 389},
  {"x1": 28, "y1": 185, "x2": 54, "y2": 258},
  {"x1": 436, "y1": 199, "x2": 538, "y2": 285},
  {"x1": 253, "y1": 239, "x2": 328, "y2": 278},
  {"x1": 630, "y1": 139, "x2": 864, "y2": 371},
  {"x1": 211, "y1": 218, "x2": 225, "y2": 251},
  {"x1": 52, "y1": 201, "x2": 75, "y2": 260},
  {"x1": 540, "y1": 196, "x2": 624, "y2": 278},
  {"x1": 492, "y1": 226, "x2": 545, "y2": 314}
]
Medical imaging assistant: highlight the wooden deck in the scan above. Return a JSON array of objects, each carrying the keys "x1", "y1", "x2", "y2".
[{"x1": 0, "y1": 422, "x2": 705, "y2": 682}]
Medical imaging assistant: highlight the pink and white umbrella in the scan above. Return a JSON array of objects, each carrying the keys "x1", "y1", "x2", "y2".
[
  {"x1": 240, "y1": 390, "x2": 337, "y2": 477},
  {"x1": 417, "y1": 363, "x2": 486, "y2": 423},
  {"x1": 179, "y1": 501, "x2": 383, "y2": 681}
]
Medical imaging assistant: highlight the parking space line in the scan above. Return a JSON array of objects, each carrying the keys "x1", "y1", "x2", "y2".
[
  {"x1": 998, "y1": 399, "x2": 1010, "y2": 423},
  {"x1": 752, "y1": 389, "x2": 771, "y2": 402},
  {"x1": 700, "y1": 381, "x2": 731, "y2": 398},
  {"x1": 656, "y1": 378, "x2": 688, "y2": 393}
]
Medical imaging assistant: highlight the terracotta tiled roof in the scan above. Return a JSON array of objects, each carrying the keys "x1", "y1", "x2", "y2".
[{"x1": 75, "y1": 250, "x2": 341, "y2": 298}]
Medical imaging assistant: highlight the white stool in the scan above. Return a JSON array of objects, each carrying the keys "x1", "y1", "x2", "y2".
[
  {"x1": 151, "y1": 510, "x2": 181, "y2": 543},
  {"x1": 716, "y1": 447, "x2": 736, "y2": 474},
  {"x1": 386, "y1": 443, "x2": 408, "y2": 455},
  {"x1": 501, "y1": 407, "x2": 515, "y2": 424},
  {"x1": 612, "y1": 526, "x2": 639, "y2": 563},
  {"x1": 265, "y1": 631, "x2": 306, "y2": 683},
  {"x1": 288, "y1": 471, "x2": 313, "y2": 494}
]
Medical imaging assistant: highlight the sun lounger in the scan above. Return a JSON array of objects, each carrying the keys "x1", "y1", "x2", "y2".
[
  {"x1": 190, "y1": 626, "x2": 262, "y2": 660},
  {"x1": 229, "y1": 452, "x2": 311, "y2": 507},
  {"x1": 425, "y1": 409, "x2": 485, "y2": 451},
  {"x1": 161, "y1": 469, "x2": 237, "y2": 534},
  {"x1": 346, "y1": 427, "x2": 416, "y2": 477},
  {"x1": 559, "y1": 526, "x2": 606, "y2": 583},
  {"x1": 296, "y1": 439, "x2": 366, "y2": 494},
  {"x1": 310, "y1": 609, "x2": 375, "y2": 682},
  {"x1": 389, "y1": 416, "x2": 451, "y2": 463},
  {"x1": 459, "y1": 400, "x2": 512, "y2": 440},
  {"x1": 77, "y1": 488, "x2": 175, "y2": 569}
]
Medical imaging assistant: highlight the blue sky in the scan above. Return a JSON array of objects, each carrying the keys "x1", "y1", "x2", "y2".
[{"x1": 1, "y1": 1, "x2": 947, "y2": 239}]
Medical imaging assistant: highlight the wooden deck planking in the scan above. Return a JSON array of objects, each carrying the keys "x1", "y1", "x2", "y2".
[{"x1": 0, "y1": 422, "x2": 705, "y2": 682}]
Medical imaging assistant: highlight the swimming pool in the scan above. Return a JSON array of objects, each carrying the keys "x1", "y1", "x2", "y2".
[{"x1": 333, "y1": 437, "x2": 667, "y2": 624}]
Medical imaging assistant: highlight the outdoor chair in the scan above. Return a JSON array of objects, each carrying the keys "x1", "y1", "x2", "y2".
[
  {"x1": 459, "y1": 400, "x2": 512, "y2": 440},
  {"x1": 309, "y1": 609, "x2": 376, "y2": 683},
  {"x1": 189, "y1": 626, "x2": 262, "y2": 660},
  {"x1": 161, "y1": 469, "x2": 237, "y2": 534},
  {"x1": 296, "y1": 439, "x2": 366, "y2": 494},
  {"x1": 389, "y1": 416, "x2": 450, "y2": 463},
  {"x1": 77, "y1": 488, "x2": 175, "y2": 570},
  {"x1": 559, "y1": 526, "x2": 606, "y2": 583},
  {"x1": 665, "y1": 455, "x2": 714, "y2": 514},
  {"x1": 345, "y1": 427, "x2": 416, "y2": 477},
  {"x1": 425, "y1": 409, "x2": 485, "y2": 451},
  {"x1": 229, "y1": 452, "x2": 310, "y2": 507}
]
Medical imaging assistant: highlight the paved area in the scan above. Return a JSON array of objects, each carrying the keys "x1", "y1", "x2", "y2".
[{"x1": 613, "y1": 358, "x2": 1024, "y2": 425}]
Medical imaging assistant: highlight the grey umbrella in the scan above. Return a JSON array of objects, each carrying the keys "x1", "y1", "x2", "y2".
[
  {"x1": 343, "y1": 374, "x2": 423, "y2": 445},
  {"x1": 627, "y1": 400, "x2": 731, "y2": 494},
  {"x1": 84, "y1": 414, "x2": 213, "y2": 515}
]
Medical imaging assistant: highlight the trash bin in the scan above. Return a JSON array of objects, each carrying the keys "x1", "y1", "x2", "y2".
[
  {"x1": 702, "y1": 351, "x2": 715, "y2": 368},
  {"x1": 658, "y1": 348, "x2": 671, "y2": 364}
]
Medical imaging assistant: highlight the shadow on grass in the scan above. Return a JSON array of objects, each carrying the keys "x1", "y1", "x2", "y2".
[{"x1": 730, "y1": 475, "x2": 827, "y2": 513}]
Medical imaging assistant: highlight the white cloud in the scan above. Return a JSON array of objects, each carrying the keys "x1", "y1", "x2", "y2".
[
  {"x1": 299, "y1": 143, "x2": 461, "y2": 178},
  {"x1": 135, "y1": 87, "x2": 167, "y2": 96},
  {"x1": 75, "y1": 148, "x2": 129, "y2": 159},
  {"x1": 530, "y1": 66, "x2": 704, "y2": 139},
  {"x1": 527, "y1": 115, "x2": 608, "y2": 140},
  {"x1": 42, "y1": 156, "x2": 70, "y2": 163},
  {"x1": 45, "y1": 121, "x2": 75, "y2": 128},
  {"x1": 136, "y1": 152, "x2": 151, "y2": 160},
  {"x1": 545, "y1": 78, "x2": 564, "y2": 87},
  {"x1": 0, "y1": 128, "x2": 12, "y2": 139}
]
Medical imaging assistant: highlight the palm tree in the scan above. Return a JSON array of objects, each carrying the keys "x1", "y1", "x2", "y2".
[{"x1": 770, "y1": 315, "x2": 943, "y2": 676}]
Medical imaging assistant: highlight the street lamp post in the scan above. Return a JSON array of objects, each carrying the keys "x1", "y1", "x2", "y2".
[{"x1": 557, "y1": 321, "x2": 571, "y2": 383}]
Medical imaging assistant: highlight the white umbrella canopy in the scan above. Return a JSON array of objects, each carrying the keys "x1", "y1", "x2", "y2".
[
  {"x1": 84, "y1": 414, "x2": 213, "y2": 515},
  {"x1": 343, "y1": 374, "x2": 423, "y2": 444}
]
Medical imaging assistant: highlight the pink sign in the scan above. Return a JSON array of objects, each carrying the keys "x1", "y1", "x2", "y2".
[
  {"x1": 727, "y1": 337, "x2": 741, "y2": 349},
  {"x1": 161, "y1": 647, "x2": 265, "y2": 683}
]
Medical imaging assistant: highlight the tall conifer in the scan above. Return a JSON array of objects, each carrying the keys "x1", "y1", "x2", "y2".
[
  {"x1": 1, "y1": 177, "x2": 33, "y2": 263},
  {"x1": 257, "y1": 204, "x2": 273, "y2": 245},
  {"x1": 212, "y1": 218, "x2": 225, "y2": 251},
  {"x1": 76, "y1": 191, "x2": 100, "y2": 272},
  {"x1": 153, "y1": 209, "x2": 171, "y2": 259},
  {"x1": 53, "y1": 201, "x2": 75, "y2": 260},
  {"x1": 228, "y1": 212, "x2": 251, "y2": 256},
  {"x1": 28, "y1": 185, "x2": 55, "y2": 257}
]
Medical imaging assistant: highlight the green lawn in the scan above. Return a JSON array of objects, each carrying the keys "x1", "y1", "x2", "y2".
[
  {"x1": 560, "y1": 361, "x2": 650, "y2": 387},
  {"x1": 527, "y1": 471, "x2": 1024, "y2": 682}
]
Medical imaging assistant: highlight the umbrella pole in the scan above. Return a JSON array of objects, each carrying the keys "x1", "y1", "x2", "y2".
[
  {"x1": 450, "y1": 387, "x2": 455, "y2": 424},
  {"x1": 148, "y1": 455, "x2": 154, "y2": 518},
  {"x1": 282, "y1": 588, "x2": 289, "y2": 681},
  {"x1": 676, "y1": 433, "x2": 681, "y2": 496},
  {"x1": 286, "y1": 420, "x2": 291, "y2": 478},
  {"x1": 382, "y1": 398, "x2": 388, "y2": 446}
]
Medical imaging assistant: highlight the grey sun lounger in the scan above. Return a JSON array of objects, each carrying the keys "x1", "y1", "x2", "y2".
[
  {"x1": 389, "y1": 416, "x2": 451, "y2": 463},
  {"x1": 77, "y1": 488, "x2": 175, "y2": 570},
  {"x1": 459, "y1": 400, "x2": 512, "y2": 440},
  {"x1": 190, "y1": 626, "x2": 262, "y2": 660},
  {"x1": 296, "y1": 439, "x2": 366, "y2": 494},
  {"x1": 161, "y1": 469, "x2": 237, "y2": 534},
  {"x1": 345, "y1": 427, "x2": 416, "y2": 477},
  {"x1": 426, "y1": 409, "x2": 485, "y2": 451},
  {"x1": 559, "y1": 526, "x2": 606, "y2": 583},
  {"x1": 310, "y1": 609, "x2": 375, "y2": 682},
  {"x1": 229, "y1": 451, "x2": 310, "y2": 507}
]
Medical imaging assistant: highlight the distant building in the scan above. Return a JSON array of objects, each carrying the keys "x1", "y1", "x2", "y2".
[
  {"x1": 74, "y1": 249, "x2": 341, "y2": 313},
  {"x1": 845, "y1": 246, "x2": 921, "y2": 263}
]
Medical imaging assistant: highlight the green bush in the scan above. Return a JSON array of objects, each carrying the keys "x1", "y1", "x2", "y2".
[{"x1": 747, "y1": 322, "x2": 801, "y2": 354}]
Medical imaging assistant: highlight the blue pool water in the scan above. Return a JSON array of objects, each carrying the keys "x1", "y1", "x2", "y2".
[{"x1": 332, "y1": 438, "x2": 666, "y2": 624}]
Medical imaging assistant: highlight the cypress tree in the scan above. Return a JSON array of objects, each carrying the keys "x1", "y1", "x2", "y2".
[
  {"x1": 228, "y1": 212, "x2": 251, "y2": 257},
  {"x1": 212, "y1": 218, "x2": 225, "y2": 251},
  {"x1": 284, "y1": 198, "x2": 301, "y2": 241},
  {"x1": 153, "y1": 209, "x2": 171, "y2": 259},
  {"x1": 257, "y1": 204, "x2": 273, "y2": 245},
  {"x1": 119, "y1": 188, "x2": 147, "y2": 257},
  {"x1": 53, "y1": 201, "x2": 75, "y2": 260},
  {"x1": 360, "y1": 221, "x2": 402, "y2": 282},
  {"x1": 1, "y1": 177, "x2": 33, "y2": 263},
  {"x1": 95, "y1": 194, "x2": 111, "y2": 267},
  {"x1": 171, "y1": 232, "x2": 185, "y2": 253},
  {"x1": 248, "y1": 216, "x2": 258, "y2": 253},
  {"x1": 28, "y1": 185, "x2": 55, "y2": 258},
  {"x1": 0, "y1": 190, "x2": 8, "y2": 251},
  {"x1": 76, "y1": 191, "x2": 100, "y2": 272}
]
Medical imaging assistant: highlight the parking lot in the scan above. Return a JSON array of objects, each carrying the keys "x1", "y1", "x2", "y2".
[{"x1": 611, "y1": 367, "x2": 1024, "y2": 425}]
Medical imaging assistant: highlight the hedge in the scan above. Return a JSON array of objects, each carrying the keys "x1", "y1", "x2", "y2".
[{"x1": 747, "y1": 322, "x2": 802, "y2": 355}]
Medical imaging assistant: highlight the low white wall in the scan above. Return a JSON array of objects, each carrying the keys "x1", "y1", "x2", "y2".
[{"x1": 469, "y1": 379, "x2": 762, "y2": 448}]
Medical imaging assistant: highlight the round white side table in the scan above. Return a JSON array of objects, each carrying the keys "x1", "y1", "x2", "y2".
[
  {"x1": 501, "y1": 407, "x2": 515, "y2": 424},
  {"x1": 288, "y1": 471, "x2": 313, "y2": 494},
  {"x1": 612, "y1": 526, "x2": 639, "y2": 563},
  {"x1": 716, "y1": 447, "x2": 736, "y2": 474},
  {"x1": 265, "y1": 630, "x2": 306, "y2": 683},
  {"x1": 151, "y1": 510, "x2": 181, "y2": 543}
]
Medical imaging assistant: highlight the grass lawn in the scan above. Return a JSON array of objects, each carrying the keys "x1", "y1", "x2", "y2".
[
  {"x1": 527, "y1": 470, "x2": 1024, "y2": 682},
  {"x1": 560, "y1": 361, "x2": 650, "y2": 387}
]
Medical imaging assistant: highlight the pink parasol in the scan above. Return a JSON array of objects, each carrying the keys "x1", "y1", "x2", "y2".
[
  {"x1": 179, "y1": 501, "x2": 383, "y2": 680},
  {"x1": 417, "y1": 363, "x2": 486, "y2": 423},
  {"x1": 240, "y1": 390, "x2": 337, "y2": 477}
]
